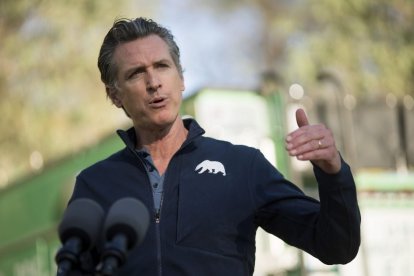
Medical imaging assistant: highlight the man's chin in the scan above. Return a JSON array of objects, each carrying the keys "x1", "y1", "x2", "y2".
[{"x1": 141, "y1": 116, "x2": 178, "y2": 131}]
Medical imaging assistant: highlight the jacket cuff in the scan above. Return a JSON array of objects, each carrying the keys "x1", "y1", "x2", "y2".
[{"x1": 313, "y1": 156, "x2": 356, "y2": 191}]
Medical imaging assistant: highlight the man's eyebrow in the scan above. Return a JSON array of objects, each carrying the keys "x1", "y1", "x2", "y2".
[
  {"x1": 154, "y1": 58, "x2": 173, "y2": 65},
  {"x1": 123, "y1": 64, "x2": 145, "y2": 78}
]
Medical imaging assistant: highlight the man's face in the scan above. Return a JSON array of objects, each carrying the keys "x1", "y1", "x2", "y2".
[{"x1": 109, "y1": 35, "x2": 185, "y2": 131}]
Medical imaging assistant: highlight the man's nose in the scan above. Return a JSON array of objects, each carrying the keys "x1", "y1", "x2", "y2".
[{"x1": 146, "y1": 70, "x2": 161, "y2": 92}]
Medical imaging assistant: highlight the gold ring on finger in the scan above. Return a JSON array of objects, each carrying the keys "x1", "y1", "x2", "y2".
[{"x1": 318, "y1": 140, "x2": 323, "y2": 149}]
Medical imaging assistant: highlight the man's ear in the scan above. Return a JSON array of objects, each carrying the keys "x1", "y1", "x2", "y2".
[
  {"x1": 180, "y1": 78, "x2": 185, "y2": 93},
  {"x1": 106, "y1": 86, "x2": 122, "y2": 108}
]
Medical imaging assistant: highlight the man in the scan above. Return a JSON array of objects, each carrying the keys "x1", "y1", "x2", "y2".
[{"x1": 69, "y1": 17, "x2": 360, "y2": 275}]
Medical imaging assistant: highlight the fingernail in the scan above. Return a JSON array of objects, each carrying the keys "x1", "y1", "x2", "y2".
[{"x1": 286, "y1": 135, "x2": 292, "y2": 142}]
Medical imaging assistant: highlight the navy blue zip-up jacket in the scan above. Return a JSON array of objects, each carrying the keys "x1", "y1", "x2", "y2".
[{"x1": 70, "y1": 119, "x2": 360, "y2": 275}]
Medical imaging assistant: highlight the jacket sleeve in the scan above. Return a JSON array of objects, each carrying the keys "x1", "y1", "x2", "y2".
[{"x1": 252, "y1": 150, "x2": 361, "y2": 264}]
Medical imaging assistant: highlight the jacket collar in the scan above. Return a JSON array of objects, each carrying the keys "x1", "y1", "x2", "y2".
[{"x1": 116, "y1": 118, "x2": 205, "y2": 152}]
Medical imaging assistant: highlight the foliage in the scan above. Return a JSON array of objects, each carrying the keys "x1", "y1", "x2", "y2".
[
  {"x1": 0, "y1": 0, "x2": 156, "y2": 186},
  {"x1": 258, "y1": 0, "x2": 414, "y2": 99}
]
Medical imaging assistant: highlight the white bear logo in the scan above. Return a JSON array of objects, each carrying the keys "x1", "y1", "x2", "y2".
[{"x1": 195, "y1": 160, "x2": 226, "y2": 176}]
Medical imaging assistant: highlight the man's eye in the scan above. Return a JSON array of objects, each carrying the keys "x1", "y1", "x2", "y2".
[
  {"x1": 156, "y1": 63, "x2": 169, "y2": 68},
  {"x1": 129, "y1": 70, "x2": 144, "y2": 79}
]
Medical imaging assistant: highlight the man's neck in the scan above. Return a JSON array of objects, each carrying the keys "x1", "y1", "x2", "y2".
[{"x1": 134, "y1": 118, "x2": 188, "y2": 174}]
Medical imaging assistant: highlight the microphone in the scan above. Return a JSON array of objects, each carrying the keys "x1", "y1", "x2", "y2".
[
  {"x1": 99, "y1": 198, "x2": 150, "y2": 275},
  {"x1": 55, "y1": 198, "x2": 105, "y2": 276}
]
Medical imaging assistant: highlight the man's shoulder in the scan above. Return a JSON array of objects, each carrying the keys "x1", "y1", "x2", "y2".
[
  {"x1": 196, "y1": 135, "x2": 259, "y2": 157},
  {"x1": 78, "y1": 147, "x2": 131, "y2": 176}
]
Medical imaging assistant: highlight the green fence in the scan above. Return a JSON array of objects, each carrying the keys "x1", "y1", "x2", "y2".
[{"x1": 0, "y1": 135, "x2": 123, "y2": 276}]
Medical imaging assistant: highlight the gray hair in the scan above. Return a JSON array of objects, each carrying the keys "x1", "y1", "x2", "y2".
[{"x1": 97, "y1": 17, "x2": 183, "y2": 90}]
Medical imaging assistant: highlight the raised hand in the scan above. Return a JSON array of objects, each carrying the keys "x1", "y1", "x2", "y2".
[{"x1": 285, "y1": 108, "x2": 341, "y2": 174}]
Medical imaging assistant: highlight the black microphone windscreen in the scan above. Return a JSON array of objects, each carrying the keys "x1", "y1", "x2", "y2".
[
  {"x1": 104, "y1": 198, "x2": 150, "y2": 249},
  {"x1": 58, "y1": 198, "x2": 105, "y2": 250}
]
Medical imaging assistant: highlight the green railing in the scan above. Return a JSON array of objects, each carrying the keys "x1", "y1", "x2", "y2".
[{"x1": 0, "y1": 134, "x2": 124, "y2": 276}]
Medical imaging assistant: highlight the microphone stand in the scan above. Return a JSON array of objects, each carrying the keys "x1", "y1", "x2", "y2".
[
  {"x1": 99, "y1": 234, "x2": 128, "y2": 276},
  {"x1": 55, "y1": 237, "x2": 82, "y2": 276}
]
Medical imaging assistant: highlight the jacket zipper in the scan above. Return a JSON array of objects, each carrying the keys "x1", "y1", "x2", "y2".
[
  {"x1": 154, "y1": 193, "x2": 164, "y2": 276},
  {"x1": 155, "y1": 193, "x2": 164, "y2": 223},
  {"x1": 154, "y1": 217, "x2": 162, "y2": 276},
  {"x1": 131, "y1": 149, "x2": 164, "y2": 276}
]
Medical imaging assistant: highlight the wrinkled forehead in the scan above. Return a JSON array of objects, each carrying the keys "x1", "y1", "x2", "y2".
[{"x1": 113, "y1": 35, "x2": 172, "y2": 67}]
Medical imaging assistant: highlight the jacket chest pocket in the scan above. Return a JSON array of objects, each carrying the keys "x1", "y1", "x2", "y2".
[{"x1": 175, "y1": 173, "x2": 254, "y2": 255}]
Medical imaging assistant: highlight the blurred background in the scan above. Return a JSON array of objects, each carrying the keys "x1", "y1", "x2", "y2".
[{"x1": 0, "y1": 0, "x2": 413, "y2": 275}]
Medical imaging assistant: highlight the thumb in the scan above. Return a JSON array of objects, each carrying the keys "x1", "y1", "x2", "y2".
[{"x1": 296, "y1": 108, "x2": 309, "y2": 127}]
